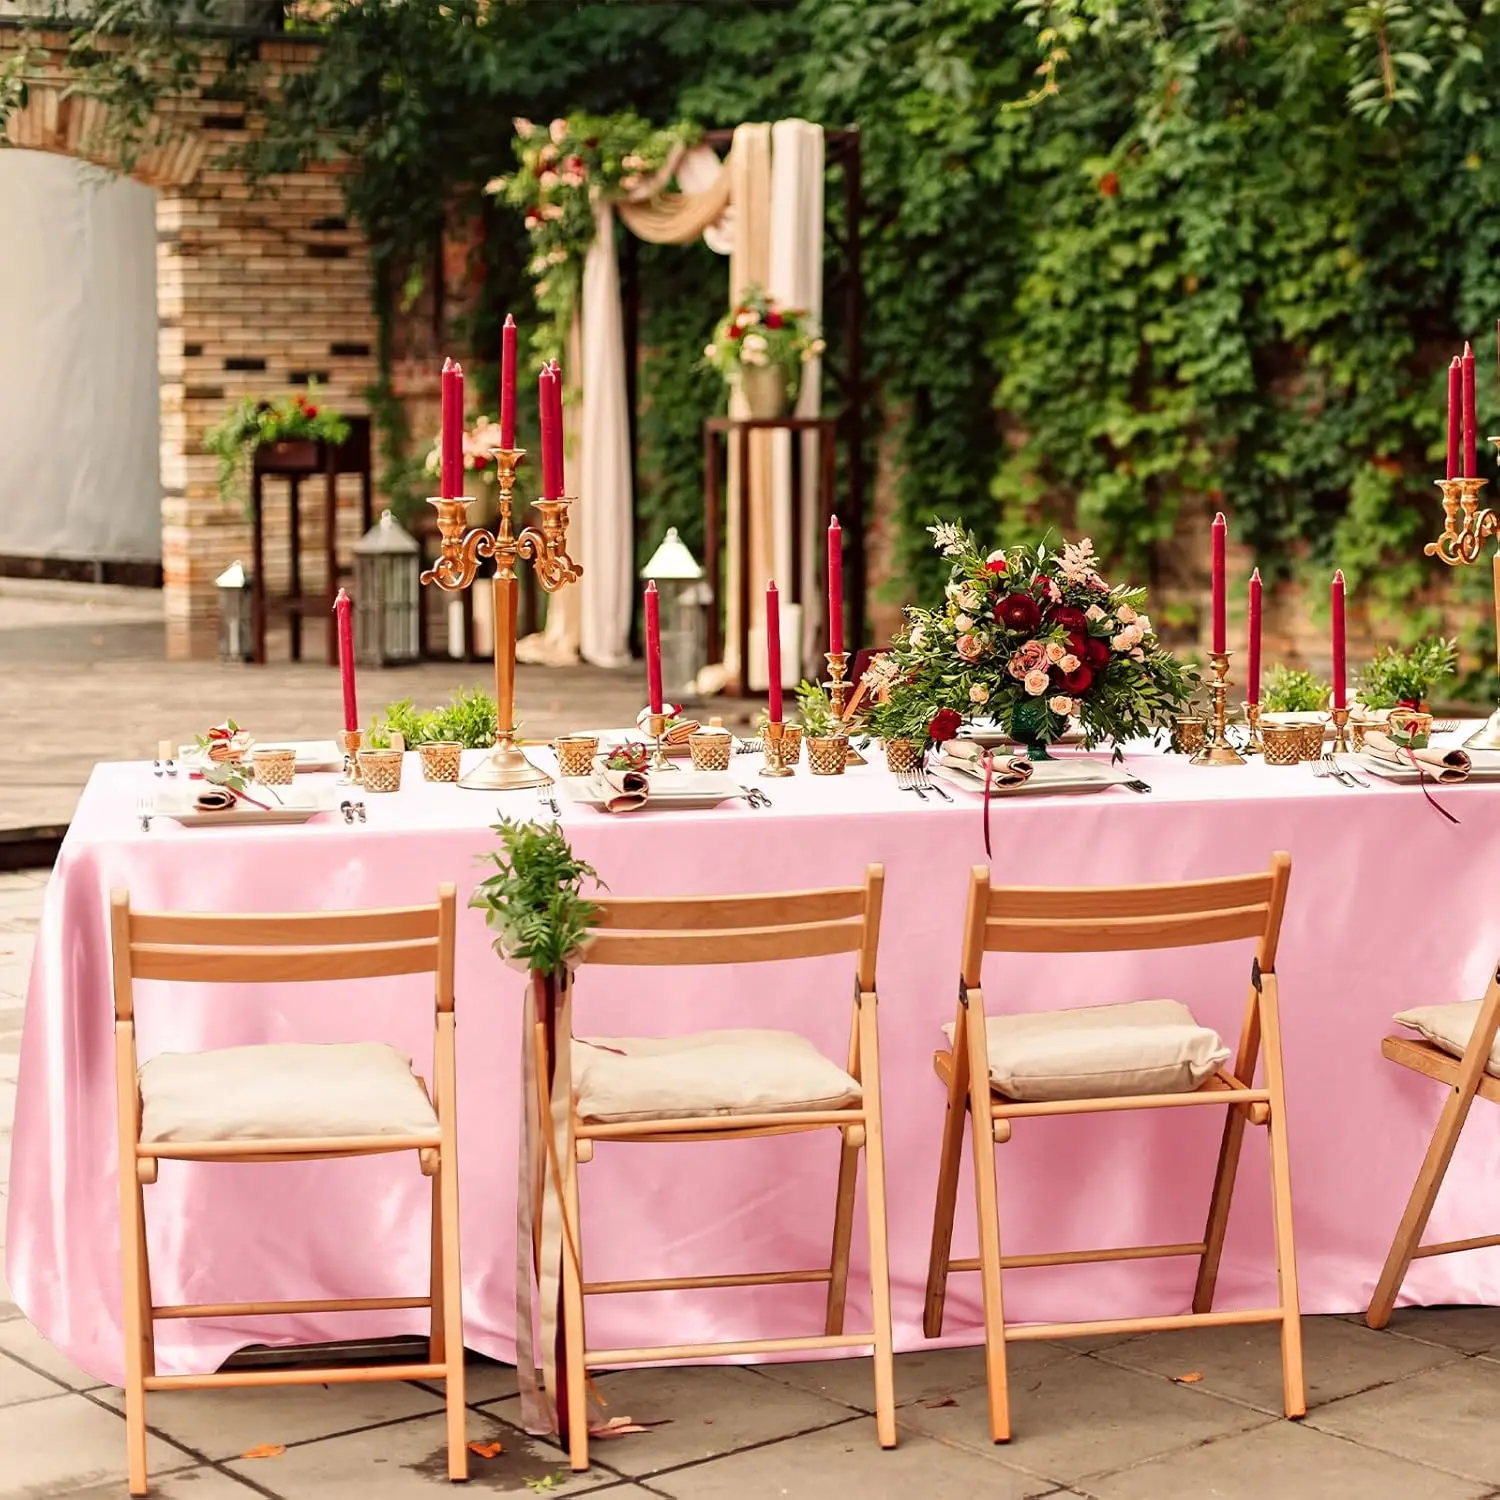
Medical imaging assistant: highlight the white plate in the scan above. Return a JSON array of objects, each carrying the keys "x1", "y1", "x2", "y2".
[
  {"x1": 151, "y1": 785, "x2": 340, "y2": 827},
  {"x1": 1355, "y1": 753, "x2": 1500, "y2": 785},
  {"x1": 560, "y1": 771, "x2": 745, "y2": 810},
  {"x1": 932, "y1": 758, "x2": 1135, "y2": 797},
  {"x1": 177, "y1": 738, "x2": 343, "y2": 773}
]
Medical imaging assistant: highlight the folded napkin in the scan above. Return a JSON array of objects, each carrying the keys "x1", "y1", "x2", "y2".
[
  {"x1": 635, "y1": 707, "x2": 699, "y2": 744},
  {"x1": 1363, "y1": 731, "x2": 1471, "y2": 783},
  {"x1": 939, "y1": 741, "x2": 1035, "y2": 789},
  {"x1": 194, "y1": 787, "x2": 237, "y2": 812},
  {"x1": 592, "y1": 756, "x2": 650, "y2": 814}
]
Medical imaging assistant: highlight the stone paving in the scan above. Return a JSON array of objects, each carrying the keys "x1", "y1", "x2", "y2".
[{"x1": 5, "y1": 863, "x2": 1500, "y2": 1495}]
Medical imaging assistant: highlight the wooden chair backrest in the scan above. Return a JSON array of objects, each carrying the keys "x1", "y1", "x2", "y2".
[
  {"x1": 110, "y1": 885, "x2": 458, "y2": 1021},
  {"x1": 582, "y1": 865, "x2": 885, "y2": 990},
  {"x1": 962, "y1": 855, "x2": 1290, "y2": 986}
]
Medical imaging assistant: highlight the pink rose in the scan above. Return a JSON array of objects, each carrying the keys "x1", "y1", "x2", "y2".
[
  {"x1": 1059, "y1": 653, "x2": 1081, "y2": 673},
  {"x1": 1131, "y1": 646, "x2": 1145, "y2": 661},
  {"x1": 1045, "y1": 641, "x2": 1065, "y2": 664},
  {"x1": 1115, "y1": 603, "x2": 1138, "y2": 624},
  {"x1": 956, "y1": 633, "x2": 983, "y2": 661},
  {"x1": 1048, "y1": 695, "x2": 1075, "y2": 715},
  {"x1": 1111, "y1": 631, "x2": 1132, "y2": 652},
  {"x1": 1007, "y1": 639, "x2": 1049, "y2": 679},
  {"x1": 1024, "y1": 669, "x2": 1049, "y2": 696},
  {"x1": 549, "y1": 118, "x2": 569, "y2": 144}
]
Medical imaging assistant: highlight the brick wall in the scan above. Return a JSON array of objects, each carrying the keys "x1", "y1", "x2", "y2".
[{"x1": 3, "y1": 29, "x2": 380, "y2": 659}]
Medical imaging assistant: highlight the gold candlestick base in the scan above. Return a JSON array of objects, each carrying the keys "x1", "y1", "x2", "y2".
[
  {"x1": 338, "y1": 729, "x2": 363, "y2": 785},
  {"x1": 824, "y1": 651, "x2": 867, "y2": 765},
  {"x1": 1329, "y1": 705, "x2": 1352, "y2": 755},
  {"x1": 459, "y1": 733, "x2": 553, "y2": 791},
  {"x1": 646, "y1": 712, "x2": 676, "y2": 772},
  {"x1": 1191, "y1": 651, "x2": 1246, "y2": 766},
  {"x1": 1241, "y1": 701, "x2": 1263, "y2": 755},
  {"x1": 761, "y1": 721, "x2": 795, "y2": 778}
]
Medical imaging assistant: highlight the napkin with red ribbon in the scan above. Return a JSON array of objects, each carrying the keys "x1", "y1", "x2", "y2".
[
  {"x1": 1363, "y1": 730, "x2": 1468, "y2": 825},
  {"x1": 591, "y1": 756, "x2": 650, "y2": 814},
  {"x1": 938, "y1": 742, "x2": 1034, "y2": 856}
]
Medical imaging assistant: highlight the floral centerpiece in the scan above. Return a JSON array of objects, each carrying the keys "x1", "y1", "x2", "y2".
[
  {"x1": 864, "y1": 524, "x2": 1195, "y2": 759},
  {"x1": 204, "y1": 384, "x2": 350, "y2": 508},
  {"x1": 424, "y1": 415, "x2": 507, "y2": 490},
  {"x1": 703, "y1": 286, "x2": 825, "y2": 418}
]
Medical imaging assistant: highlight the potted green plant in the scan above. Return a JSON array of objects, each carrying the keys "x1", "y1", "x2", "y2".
[
  {"x1": 204, "y1": 384, "x2": 350, "y2": 509},
  {"x1": 703, "y1": 287, "x2": 825, "y2": 418},
  {"x1": 1261, "y1": 666, "x2": 1331, "y2": 718},
  {"x1": 1359, "y1": 639, "x2": 1458, "y2": 713},
  {"x1": 376, "y1": 688, "x2": 498, "y2": 751}
]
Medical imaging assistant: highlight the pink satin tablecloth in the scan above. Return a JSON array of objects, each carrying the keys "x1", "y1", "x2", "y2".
[{"x1": 11, "y1": 741, "x2": 1500, "y2": 1386}]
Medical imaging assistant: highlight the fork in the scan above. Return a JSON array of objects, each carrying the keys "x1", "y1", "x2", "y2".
[
  {"x1": 736, "y1": 738, "x2": 765, "y2": 755},
  {"x1": 736, "y1": 785, "x2": 770, "y2": 808},
  {"x1": 1316, "y1": 752, "x2": 1366, "y2": 789},
  {"x1": 896, "y1": 768, "x2": 929, "y2": 802},
  {"x1": 537, "y1": 783, "x2": 560, "y2": 816},
  {"x1": 136, "y1": 795, "x2": 153, "y2": 831},
  {"x1": 911, "y1": 764, "x2": 954, "y2": 802},
  {"x1": 1432, "y1": 719, "x2": 1459, "y2": 735}
]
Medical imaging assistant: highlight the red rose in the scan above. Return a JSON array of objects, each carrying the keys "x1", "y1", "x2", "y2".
[
  {"x1": 995, "y1": 592, "x2": 1041, "y2": 633},
  {"x1": 1049, "y1": 605, "x2": 1089, "y2": 633},
  {"x1": 1083, "y1": 636, "x2": 1110, "y2": 669},
  {"x1": 302, "y1": 404, "x2": 317, "y2": 418},
  {"x1": 727, "y1": 324, "x2": 742, "y2": 339},
  {"x1": 1066, "y1": 631, "x2": 1089, "y2": 660},
  {"x1": 1099, "y1": 171, "x2": 1120, "y2": 198},
  {"x1": 927, "y1": 709, "x2": 962, "y2": 744},
  {"x1": 1061, "y1": 664, "x2": 1094, "y2": 695},
  {"x1": 985, "y1": 556, "x2": 1007, "y2": 575},
  {"x1": 765, "y1": 310, "x2": 784, "y2": 329}
]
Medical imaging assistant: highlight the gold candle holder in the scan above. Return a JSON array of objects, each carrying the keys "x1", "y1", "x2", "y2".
[
  {"x1": 824, "y1": 651, "x2": 867, "y2": 765},
  {"x1": 1427, "y1": 469, "x2": 1500, "y2": 750},
  {"x1": 761, "y1": 720, "x2": 795, "y2": 778},
  {"x1": 1241, "y1": 701, "x2": 1264, "y2": 755},
  {"x1": 1191, "y1": 651, "x2": 1246, "y2": 766},
  {"x1": 338, "y1": 729, "x2": 363, "y2": 785},
  {"x1": 419, "y1": 447, "x2": 581, "y2": 790},
  {"x1": 1329, "y1": 705, "x2": 1352, "y2": 754},
  {"x1": 646, "y1": 712, "x2": 676, "y2": 772}
]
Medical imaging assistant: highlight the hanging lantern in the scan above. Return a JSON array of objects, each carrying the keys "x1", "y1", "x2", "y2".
[
  {"x1": 640, "y1": 527, "x2": 710, "y2": 699},
  {"x1": 215, "y1": 560, "x2": 254, "y2": 664},
  {"x1": 353, "y1": 510, "x2": 421, "y2": 665}
]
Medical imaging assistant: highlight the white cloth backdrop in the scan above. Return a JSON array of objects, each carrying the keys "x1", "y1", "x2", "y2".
[
  {"x1": 0, "y1": 152, "x2": 161, "y2": 563},
  {"x1": 521, "y1": 121, "x2": 824, "y2": 678}
]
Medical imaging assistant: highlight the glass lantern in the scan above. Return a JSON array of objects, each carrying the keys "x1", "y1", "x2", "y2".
[
  {"x1": 215, "y1": 560, "x2": 254, "y2": 663},
  {"x1": 353, "y1": 510, "x2": 421, "y2": 665},
  {"x1": 641, "y1": 527, "x2": 709, "y2": 699}
]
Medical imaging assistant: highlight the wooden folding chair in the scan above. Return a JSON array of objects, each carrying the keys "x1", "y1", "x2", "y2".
[
  {"x1": 109, "y1": 885, "x2": 467, "y2": 1495},
  {"x1": 1367, "y1": 969, "x2": 1500, "y2": 1328},
  {"x1": 547, "y1": 865, "x2": 895, "y2": 1471},
  {"x1": 924, "y1": 856, "x2": 1302, "y2": 1442}
]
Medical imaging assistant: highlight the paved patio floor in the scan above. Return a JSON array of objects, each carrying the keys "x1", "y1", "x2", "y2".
[{"x1": 4, "y1": 871, "x2": 1500, "y2": 1496}]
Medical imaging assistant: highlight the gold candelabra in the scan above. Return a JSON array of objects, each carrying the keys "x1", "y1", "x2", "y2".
[
  {"x1": 1426, "y1": 471, "x2": 1500, "y2": 750},
  {"x1": 1192, "y1": 651, "x2": 1245, "y2": 766},
  {"x1": 420, "y1": 449, "x2": 581, "y2": 789},
  {"x1": 823, "y1": 651, "x2": 866, "y2": 765}
]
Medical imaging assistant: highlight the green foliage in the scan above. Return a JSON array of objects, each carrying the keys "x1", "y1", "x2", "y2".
[
  {"x1": 377, "y1": 687, "x2": 497, "y2": 749},
  {"x1": 1262, "y1": 666, "x2": 1331, "y2": 714},
  {"x1": 363, "y1": 720, "x2": 392, "y2": 750},
  {"x1": 202, "y1": 385, "x2": 349, "y2": 508},
  {"x1": 470, "y1": 818, "x2": 603, "y2": 976},
  {"x1": 1360, "y1": 637, "x2": 1459, "y2": 708},
  {"x1": 794, "y1": 679, "x2": 840, "y2": 736}
]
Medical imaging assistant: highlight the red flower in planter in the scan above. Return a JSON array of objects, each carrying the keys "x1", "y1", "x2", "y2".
[
  {"x1": 928, "y1": 709, "x2": 962, "y2": 743},
  {"x1": 1061, "y1": 664, "x2": 1094, "y2": 695},
  {"x1": 1048, "y1": 605, "x2": 1090, "y2": 634},
  {"x1": 765, "y1": 310, "x2": 784, "y2": 329},
  {"x1": 1083, "y1": 636, "x2": 1110, "y2": 669}
]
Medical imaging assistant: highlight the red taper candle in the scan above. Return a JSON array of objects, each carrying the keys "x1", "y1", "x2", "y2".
[
  {"x1": 1447, "y1": 355, "x2": 1462, "y2": 481},
  {"x1": 1247, "y1": 568, "x2": 1262, "y2": 706},
  {"x1": 333, "y1": 587, "x2": 358, "y2": 732},
  {"x1": 1331, "y1": 570, "x2": 1346, "y2": 711},
  {"x1": 538, "y1": 365, "x2": 559, "y2": 499},
  {"x1": 1463, "y1": 341, "x2": 1477, "y2": 480},
  {"x1": 439, "y1": 357, "x2": 462, "y2": 499},
  {"x1": 1210, "y1": 512, "x2": 1226, "y2": 655},
  {"x1": 499, "y1": 314, "x2": 517, "y2": 451},
  {"x1": 765, "y1": 580, "x2": 783, "y2": 723},
  {"x1": 644, "y1": 580, "x2": 664, "y2": 716},
  {"x1": 548, "y1": 359, "x2": 566, "y2": 495},
  {"x1": 827, "y1": 516, "x2": 845, "y2": 657}
]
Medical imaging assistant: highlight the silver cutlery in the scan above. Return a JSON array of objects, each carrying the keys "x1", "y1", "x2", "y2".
[
  {"x1": 151, "y1": 758, "x2": 164, "y2": 778},
  {"x1": 1316, "y1": 752, "x2": 1367, "y2": 789},
  {"x1": 136, "y1": 795, "x2": 153, "y2": 831},
  {"x1": 736, "y1": 738, "x2": 764, "y2": 755},
  {"x1": 1432, "y1": 720, "x2": 1459, "y2": 735},
  {"x1": 339, "y1": 799, "x2": 367, "y2": 824},
  {"x1": 537, "y1": 784, "x2": 560, "y2": 816},
  {"x1": 1124, "y1": 777, "x2": 1152, "y2": 794},
  {"x1": 912, "y1": 764, "x2": 953, "y2": 802},
  {"x1": 896, "y1": 768, "x2": 929, "y2": 802},
  {"x1": 737, "y1": 785, "x2": 770, "y2": 808}
]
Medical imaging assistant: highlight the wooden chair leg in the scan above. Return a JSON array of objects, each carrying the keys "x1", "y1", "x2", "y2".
[
  {"x1": 121, "y1": 1167, "x2": 149, "y2": 1496},
  {"x1": 561, "y1": 1151, "x2": 590, "y2": 1473},
  {"x1": 1258, "y1": 981, "x2": 1305, "y2": 1418},
  {"x1": 824, "y1": 1127, "x2": 861, "y2": 1336},
  {"x1": 438, "y1": 1157, "x2": 467, "y2": 1480},
  {"x1": 923, "y1": 1067, "x2": 968, "y2": 1339},
  {"x1": 429, "y1": 1171, "x2": 446, "y2": 1366},
  {"x1": 1367, "y1": 1082, "x2": 1478, "y2": 1330},
  {"x1": 858, "y1": 1002, "x2": 897, "y2": 1449},
  {"x1": 1192, "y1": 1106, "x2": 1248, "y2": 1315}
]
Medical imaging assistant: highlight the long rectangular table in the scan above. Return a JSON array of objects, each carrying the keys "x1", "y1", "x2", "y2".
[{"x1": 11, "y1": 737, "x2": 1500, "y2": 1387}]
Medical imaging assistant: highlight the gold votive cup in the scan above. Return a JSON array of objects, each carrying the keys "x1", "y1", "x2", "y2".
[
  {"x1": 419, "y1": 740, "x2": 463, "y2": 783},
  {"x1": 884, "y1": 738, "x2": 921, "y2": 773},
  {"x1": 356, "y1": 748, "x2": 403, "y2": 792},
  {"x1": 1298, "y1": 721, "x2": 1326, "y2": 760},
  {"x1": 554, "y1": 735, "x2": 599, "y2": 777},
  {"x1": 1388, "y1": 708, "x2": 1433, "y2": 748},
  {"x1": 1172, "y1": 715, "x2": 1207, "y2": 756},
  {"x1": 806, "y1": 735, "x2": 849, "y2": 776},
  {"x1": 250, "y1": 748, "x2": 296, "y2": 786},
  {"x1": 779, "y1": 724, "x2": 804, "y2": 763},
  {"x1": 1262, "y1": 725, "x2": 1303, "y2": 766},
  {"x1": 688, "y1": 731, "x2": 733, "y2": 772}
]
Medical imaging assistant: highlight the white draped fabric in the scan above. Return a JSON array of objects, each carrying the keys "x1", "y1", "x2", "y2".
[{"x1": 524, "y1": 121, "x2": 825, "y2": 680}]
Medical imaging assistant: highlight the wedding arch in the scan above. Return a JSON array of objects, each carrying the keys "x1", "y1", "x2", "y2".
[{"x1": 496, "y1": 117, "x2": 865, "y2": 686}]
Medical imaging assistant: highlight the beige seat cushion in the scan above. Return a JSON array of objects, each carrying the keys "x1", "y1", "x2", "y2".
[
  {"x1": 943, "y1": 999, "x2": 1231, "y2": 1102},
  {"x1": 1394, "y1": 1002, "x2": 1500, "y2": 1076},
  {"x1": 138, "y1": 1042, "x2": 439, "y2": 1144},
  {"x1": 573, "y1": 1029, "x2": 861, "y2": 1124}
]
